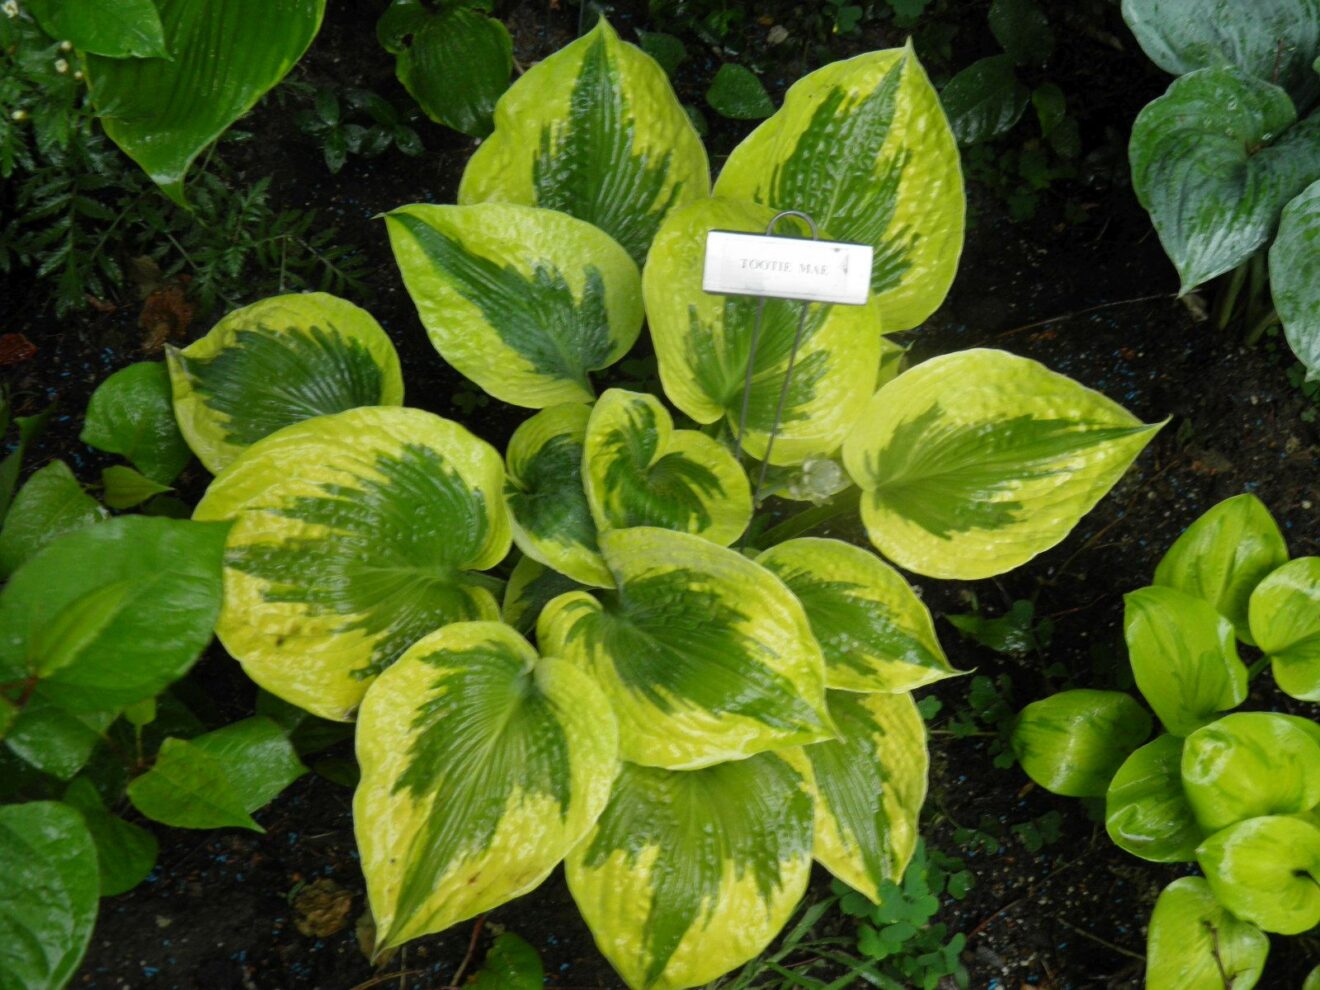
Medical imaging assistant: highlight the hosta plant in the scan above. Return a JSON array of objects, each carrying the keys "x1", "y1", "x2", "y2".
[
  {"x1": 180, "y1": 18, "x2": 1161, "y2": 989},
  {"x1": 1010, "y1": 494, "x2": 1320, "y2": 989}
]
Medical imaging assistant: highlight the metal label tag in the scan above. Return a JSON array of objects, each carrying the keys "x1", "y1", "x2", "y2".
[{"x1": 701, "y1": 229, "x2": 873, "y2": 305}]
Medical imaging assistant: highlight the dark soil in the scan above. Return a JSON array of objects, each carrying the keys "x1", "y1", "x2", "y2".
[{"x1": 5, "y1": 1, "x2": 1317, "y2": 988}]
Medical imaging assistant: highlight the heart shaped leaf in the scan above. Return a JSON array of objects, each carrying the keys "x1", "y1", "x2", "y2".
[
  {"x1": 1145, "y1": 877, "x2": 1269, "y2": 990},
  {"x1": 1197, "y1": 815, "x2": 1320, "y2": 934},
  {"x1": 1105, "y1": 734, "x2": 1202, "y2": 863},
  {"x1": 1249, "y1": 556, "x2": 1320, "y2": 701},
  {"x1": 0, "y1": 460, "x2": 107, "y2": 578}
]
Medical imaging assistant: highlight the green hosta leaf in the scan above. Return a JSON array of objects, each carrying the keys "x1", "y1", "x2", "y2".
[
  {"x1": 386, "y1": 203, "x2": 642, "y2": 408},
  {"x1": 80, "y1": 362, "x2": 191, "y2": 485},
  {"x1": 84, "y1": 0, "x2": 326, "y2": 204},
  {"x1": 100, "y1": 465, "x2": 171, "y2": 510},
  {"x1": 504, "y1": 405, "x2": 609, "y2": 587},
  {"x1": 988, "y1": 0, "x2": 1053, "y2": 65},
  {"x1": 583, "y1": 389, "x2": 752, "y2": 546},
  {"x1": 1197, "y1": 815, "x2": 1320, "y2": 934},
  {"x1": 4, "y1": 700, "x2": 116, "y2": 781},
  {"x1": 354, "y1": 622, "x2": 617, "y2": 949},
  {"x1": 458, "y1": 17, "x2": 709, "y2": 265},
  {"x1": 0, "y1": 517, "x2": 227, "y2": 712},
  {"x1": 800, "y1": 691, "x2": 927, "y2": 901},
  {"x1": 1307, "y1": 966, "x2": 1320, "y2": 990},
  {"x1": 1153, "y1": 493, "x2": 1288, "y2": 644},
  {"x1": 470, "y1": 933, "x2": 543, "y2": 990},
  {"x1": 565, "y1": 754, "x2": 813, "y2": 990},
  {"x1": 643, "y1": 198, "x2": 883, "y2": 466},
  {"x1": 1182, "y1": 712, "x2": 1320, "y2": 831},
  {"x1": 24, "y1": 0, "x2": 167, "y2": 58},
  {"x1": 756, "y1": 537, "x2": 958, "y2": 692},
  {"x1": 706, "y1": 63, "x2": 774, "y2": 120},
  {"x1": 1130, "y1": 66, "x2": 1320, "y2": 293},
  {"x1": 1124, "y1": 586, "x2": 1248, "y2": 736},
  {"x1": 1249, "y1": 556, "x2": 1320, "y2": 700},
  {"x1": 940, "y1": 54, "x2": 1029, "y2": 145},
  {"x1": 841, "y1": 349, "x2": 1161, "y2": 580},
  {"x1": 713, "y1": 41, "x2": 963, "y2": 331},
  {"x1": 167, "y1": 292, "x2": 405, "y2": 474},
  {"x1": 502, "y1": 555, "x2": 583, "y2": 636},
  {"x1": 1271, "y1": 180, "x2": 1320, "y2": 382},
  {"x1": 0, "y1": 801, "x2": 99, "y2": 990},
  {"x1": 1145, "y1": 877, "x2": 1269, "y2": 990},
  {"x1": 194, "y1": 406, "x2": 511, "y2": 721},
  {"x1": 62, "y1": 776, "x2": 157, "y2": 896},
  {"x1": 1105, "y1": 734, "x2": 1202, "y2": 863},
  {"x1": 537, "y1": 527, "x2": 833, "y2": 769},
  {"x1": 1011, "y1": 690, "x2": 1152, "y2": 797},
  {"x1": 0, "y1": 460, "x2": 107, "y2": 578}
]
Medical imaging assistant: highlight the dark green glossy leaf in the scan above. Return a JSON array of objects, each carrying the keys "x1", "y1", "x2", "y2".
[
  {"x1": 62, "y1": 777, "x2": 157, "y2": 896},
  {"x1": 1011, "y1": 689, "x2": 1152, "y2": 797},
  {"x1": 706, "y1": 63, "x2": 774, "y2": 120},
  {"x1": 470, "y1": 933, "x2": 543, "y2": 989},
  {"x1": 101, "y1": 465, "x2": 171, "y2": 510},
  {"x1": 637, "y1": 30, "x2": 686, "y2": 76},
  {"x1": 390, "y1": 5, "x2": 511, "y2": 137},
  {"x1": 0, "y1": 460, "x2": 107, "y2": 578},
  {"x1": 1105, "y1": 734, "x2": 1202, "y2": 862},
  {"x1": 941, "y1": 55, "x2": 1029, "y2": 145},
  {"x1": 24, "y1": 0, "x2": 167, "y2": 58},
  {"x1": 988, "y1": 0, "x2": 1054, "y2": 65},
  {"x1": 3, "y1": 697, "x2": 116, "y2": 781},
  {"x1": 0, "y1": 403, "x2": 55, "y2": 524},
  {"x1": 80, "y1": 362, "x2": 190, "y2": 485},
  {"x1": 1270, "y1": 178, "x2": 1320, "y2": 382}
]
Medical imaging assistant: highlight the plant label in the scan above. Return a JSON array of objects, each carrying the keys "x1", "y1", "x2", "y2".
[{"x1": 702, "y1": 230, "x2": 873, "y2": 305}]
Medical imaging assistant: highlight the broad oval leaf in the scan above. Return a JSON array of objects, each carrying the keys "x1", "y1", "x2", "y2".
[
  {"x1": 1124, "y1": 586, "x2": 1248, "y2": 736},
  {"x1": 566, "y1": 754, "x2": 813, "y2": 990},
  {"x1": 194, "y1": 406, "x2": 511, "y2": 721},
  {"x1": 1145, "y1": 876, "x2": 1269, "y2": 990},
  {"x1": 502, "y1": 554, "x2": 583, "y2": 636},
  {"x1": 756, "y1": 537, "x2": 957, "y2": 692},
  {"x1": 1153, "y1": 493, "x2": 1288, "y2": 644},
  {"x1": 1130, "y1": 66, "x2": 1320, "y2": 293},
  {"x1": 1249, "y1": 556, "x2": 1320, "y2": 701},
  {"x1": 80, "y1": 361, "x2": 191, "y2": 485},
  {"x1": 537, "y1": 527, "x2": 833, "y2": 769},
  {"x1": 470, "y1": 932, "x2": 543, "y2": 990},
  {"x1": 706, "y1": 63, "x2": 774, "y2": 120},
  {"x1": 3, "y1": 702, "x2": 116, "y2": 782},
  {"x1": 713, "y1": 41, "x2": 963, "y2": 331},
  {"x1": 1105, "y1": 734, "x2": 1202, "y2": 863},
  {"x1": 167, "y1": 292, "x2": 405, "y2": 474},
  {"x1": 0, "y1": 460, "x2": 107, "y2": 578},
  {"x1": 583, "y1": 389, "x2": 752, "y2": 546},
  {"x1": 386, "y1": 203, "x2": 643, "y2": 407},
  {"x1": 354, "y1": 621, "x2": 618, "y2": 950},
  {"x1": 24, "y1": 0, "x2": 168, "y2": 58},
  {"x1": 841, "y1": 349, "x2": 1161, "y2": 580},
  {"x1": 85, "y1": 0, "x2": 326, "y2": 204},
  {"x1": 1270, "y1": 179, "x2": 1320, "y2": 383},
  {"x1": 800, "y1": 690, "x2": 927, "y2": 901},
  {"x1": 940, "y1": 54, "x2": 1029, "y2": 146},
  {"x1": 458, "y1": 17, "x2": 710, "y2": 265},
  {"x1": 62, "y1": 777, "x2": 157, "y2": 897},
  {"x1": 643, "y1": 198, "x2": 883, "y2": 466},
  {"x1": 1197, "y1": 815, "x2": 1320, "y2": 935},
  {"x1": 0, "y1": 801, "x2": 99, "y2": 990},
  {"x1": 1011, "y1": 689, "x2": 1152, "y2": 797},
  {"x1": 1182, "y1": 711, "x2": 1320, "y2": 831}
]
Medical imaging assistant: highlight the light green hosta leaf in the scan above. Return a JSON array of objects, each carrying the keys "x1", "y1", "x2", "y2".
[
  {"x1": 566, "y1": 754, "x2": 813, "y2": 990},
  {"x1": 583, "y1": 390, "x2": 751, "y2": 546},
  {"x1": 1249, "y1": 556, "x2": 1320, "y2": 700},
  {"x1": 1182, "y1": 712, "x2": 1320, "y2": 831},
  {"x1": 1130, "y1": 66, "x2": 1320, "y2": 293},
  {"x1": 1145, "y1": 876, "x2": 1268, "y2": 990},
  {"x1": 940, "y1": 54, "x2": 1029, "y2": 145},
  {"x1": 1307, "y1": 966, "x2": 1320, "y2": 990},
  {"x1": 62, "y1": 776, "x2": 157, "y2": 897},
  {"x1": 1124, "y1": 586, "x2": 1248, "y2": 736},
  {"x1": 167, "y1": 292, "x2": 405, "y2": 474},
  {"x1": 643, "y1": 198, "x2": 883, "y2": 466},
  {"x1": 1105, "y1": 734, "x2": 1202, "y2": 863},
  {"x1": 1153, "y1": 493, "x2": 1287, "y2": 643},
  {"x1": 1011, "y1": 690, "x2": 1152, "y2": 797},
  {"x1": 756, "y1": 537, "x2": 956, "y2": 692},
  {"x1": 80, "y1": 361, "x2": 190, "y2": 485},
  {"x1": 387, "y1": 203, "x2": 642, "y2": 408},
  {"x1": 537, "y1": 527, "x2": 832, "y2": 769},
  {"x1": 0, "y1": 801, "x2": 99, "y2": 990},
  {"x1": 0, "y1": 461, "x2": 107, "y2": 578},
  {"x1": 85, "y1": 0, "x2": 326, "y2": 204},
  {"x1": 841, "y1": 349, "x2": 1161, "y2": 580},
  {"x1": 800, "y1": 691, "x2": 927, "y2": 901},
  {"x1": 713, "y1": 41, "x2": 963, "y2": 331},
  {"x1": 354, "y1": 622, "x2": 617, "y2": 950},
  {"x1": 1197, "y1": 815, "x2": 1320, "y2": 934},
  {"x1": 24, "y1": 0, "x2": 167, "y2": 58},
  {"x1": 502, "y1": 555, "x2": 582, "y2": 636},
  {"x1": 1271, "y1": 180, "x2": 1320, "y2": 382},
  {"x1": 505, "y1": 405, "x2": 609, "y2": 587},
  {"x1": 194, "y1": 406, "x2": 511, "y2": 721},
  {"x1": 459, "y1": 17, "x2": 709, "y2": 265}
]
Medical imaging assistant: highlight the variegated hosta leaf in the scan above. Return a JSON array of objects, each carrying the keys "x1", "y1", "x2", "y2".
[
  {"x1": 167, "y1": 292, "x2": 405, "y2": 474},
  {"x1": 537, "y1": 527, "x2": 832, "y2": 769},
  {"x1": 643, "y1": 198, "x2": 883, "y2": 466},
  {"x1": 502, "y1": 554, "x2": 583, "y2": 636},
  {"x1": 756, "y1": 538, "x2": 956, "y2": 692},
  {"x1": 355, "y1": 622, "x2": 618, "y2": 950},
  {"x1": 385, "y1": 203, "x2": 643, "y2": 408},
  {"x1": 505, "y1": 404, "x2": 610, "y2": 587},
  {"x1": 194, "y1": 407, "x2": 511, "y2": 721},
  {"x1": 800, "y1": 690, "x2": 927, "y2": 901},
  {"x1": 1249, "y1": 556, "x2": 1320, "y2": 702},
  {"x1": 458, "y1": 17, "x2": 709, "y2": 265},
  {"x1": 583, "y1": 389, "x2": 752, "y2": 546},
  {"x1": 841, "y1": 349, "x2": 1162, "y2": 580},
  {"x1": 565, "y1": 754, "x2": 813, "y2": 990},
  {"x1": 712, "y1": 41, "x2": 964, "y2": 331}
]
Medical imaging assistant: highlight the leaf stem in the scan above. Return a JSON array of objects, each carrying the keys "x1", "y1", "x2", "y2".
[
  {"x1": 1243, "y1": 306, "x2": 1279, "y2": 346},
  {"x1": 1214, "y1": 262, "x2": 1248, "y2": 330},
  {"x1": 1246, "y1": 655, "x2": 1271, "y2": 681}
]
